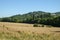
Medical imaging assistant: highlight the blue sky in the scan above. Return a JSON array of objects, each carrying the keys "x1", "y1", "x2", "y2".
[{"x1": 0, "y1": 0, "x2": 60, "y2": 17}]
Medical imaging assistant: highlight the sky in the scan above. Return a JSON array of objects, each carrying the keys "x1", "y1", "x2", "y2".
[{"x1": 0, "y1": 0, "x2": 60, "y2": 17}]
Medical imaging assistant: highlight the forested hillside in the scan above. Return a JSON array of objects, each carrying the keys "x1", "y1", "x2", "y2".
[{"x1": 0, "y1": 11, "x2": 60, "y2": 27}]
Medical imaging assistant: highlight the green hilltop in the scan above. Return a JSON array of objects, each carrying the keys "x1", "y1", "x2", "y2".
[{"x1": 0, "y1": 11, "x2": 60, "y2": 27}]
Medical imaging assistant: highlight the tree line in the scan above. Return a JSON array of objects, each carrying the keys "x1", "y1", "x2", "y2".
[{"x1": 0, "y1": 11, "x2": 60, "y2": 27}]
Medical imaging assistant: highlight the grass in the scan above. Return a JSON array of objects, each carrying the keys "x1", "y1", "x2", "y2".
[
  {"x1": 0, "y1": 31, "x2": 60, "y2": 40},
  {"x1": 0, "y1": 22, "x2": 60, "y2": 40}
]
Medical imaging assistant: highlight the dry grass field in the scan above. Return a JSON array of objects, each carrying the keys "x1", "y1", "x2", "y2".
[{"x1": 0, "y1": 22, "x2": 60, "y2": 40}]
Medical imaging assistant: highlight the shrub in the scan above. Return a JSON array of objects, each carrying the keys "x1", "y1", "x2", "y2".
[
  {"x1": 33, "y1": 24, "x2": 45, "y2": 27},
  {"x1": 41, "y1": 24, "x2": 44, "y2": 27},
  {"x1": 33, "y1": 24, "x2": 39, "y2": 27}
]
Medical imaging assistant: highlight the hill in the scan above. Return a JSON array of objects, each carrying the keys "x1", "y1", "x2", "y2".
[{"x1": 0, "y1": 11, "x2": 60, "y2": 27}]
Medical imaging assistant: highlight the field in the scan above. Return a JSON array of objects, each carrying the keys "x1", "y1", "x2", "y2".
[{"x1": 0, "y1": 22, "x2": 60, "y2": 40}]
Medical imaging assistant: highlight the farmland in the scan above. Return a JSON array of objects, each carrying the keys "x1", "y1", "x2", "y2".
[{"x1": 0, "y1": 22, "x2": 60, "y2": 40}]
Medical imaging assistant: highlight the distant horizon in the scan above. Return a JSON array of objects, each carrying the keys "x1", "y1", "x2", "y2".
[{"x1": 0, "y1": 0, "x2": 60, "y2": 17}]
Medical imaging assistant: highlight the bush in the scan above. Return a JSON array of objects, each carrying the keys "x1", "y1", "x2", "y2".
[
  {"x1": 41, "y1": 24, "x2": 44, "y2": 27},
  {"x1": 33, "y1": 24, "x2": 45, "y2": 27},
  {"x1": 33, "y1": 24, "x2": 39, "y2": 27}
]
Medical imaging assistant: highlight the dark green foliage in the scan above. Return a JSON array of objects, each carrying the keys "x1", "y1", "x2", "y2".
[
  {"x1": 33, "y1": 24, "x2": 39, "y2": 27},
  {"x1": 33, "y1": 24, "x2": 44, "y2": 27},
  {"x1": 0, "y1": 11, "x2": 60, "y2": 27},
  {"x1": 1, "y1": 18, "x2": 11, "y2": 22}
]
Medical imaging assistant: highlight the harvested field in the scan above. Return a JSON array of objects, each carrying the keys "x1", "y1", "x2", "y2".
[{"x1": 0, "y1": 22, "x2": 60, "y2": 40}]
